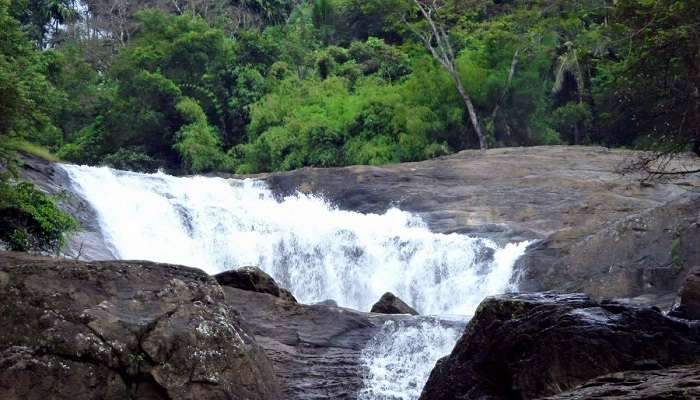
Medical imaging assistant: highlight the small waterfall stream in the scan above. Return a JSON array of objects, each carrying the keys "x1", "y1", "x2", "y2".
[{"x1": 61, "y1": 164, "x2": 530, "y2": 399}]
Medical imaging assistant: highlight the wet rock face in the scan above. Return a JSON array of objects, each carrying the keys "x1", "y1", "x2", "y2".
[
  {"x1": 419, "y1": 293, "x2": 700, "y2": 400},
  {"x1": 221, "y1": 286, "x2": 381, "y2": 399},
  {"x1": 0, "y1": 252, "x2": 278, "y2": 400},
  {"x1": 215, "y1": 266, "x2": 297, "y2": 303},
  {"x1": 371, "y1": 292, "x2": 419, "y2": 315},
  {"x1": 18, "y1": 147, "x2": 700, "y2": 306},
  {"x1": 544, "y1": 364, "x2": 700, "y2": 399},
  {"x1": 258, "y1": 147, "x2": 700, "y2": 240}
]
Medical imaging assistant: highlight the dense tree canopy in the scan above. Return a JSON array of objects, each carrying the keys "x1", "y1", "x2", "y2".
[{"x1": 0, "y1": 0, "x2": 698, "y2": 175}]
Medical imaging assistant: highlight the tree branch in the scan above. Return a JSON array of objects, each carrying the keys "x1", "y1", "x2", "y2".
[{"x1": 491, "y1": 48, "x2": 521, "y2": 121}]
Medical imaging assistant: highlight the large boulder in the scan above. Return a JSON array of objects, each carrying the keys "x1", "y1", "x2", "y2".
[
  {"x1": 670, "y1": 267, "x2": 700, "y2": 320},
  {"x1": 214, "y1": 266, "x2": 297, "y2": 303},
  {"x1": 370, "y1": 292, "x2": 419, "y2": 315},
  {"x1": 419, "y1": 293, "x2": 700, "y2": 400},
  {"x1": 0, "y1": 252, "x2": 278, "y2": 400}
]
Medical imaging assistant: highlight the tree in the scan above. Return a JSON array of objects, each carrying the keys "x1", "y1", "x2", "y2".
[
  {"x1": 594, "y1": 0, "x2": 700, "y2": 175},
  {"x1": 408, "y1": 0, "x2": 487, "y2": 150},
  {"x1": 552, "y1": 41, "x2": 586, "y2": 144},
  {"x1": 173, "y1": 97, "x2": 229, "y2": 173},
  {"x1": 0, "y1": 1, "x2": 78, "y2": 253},
  {"x1": 0, "y1": 0, "x2": 62, "y2": 146}
]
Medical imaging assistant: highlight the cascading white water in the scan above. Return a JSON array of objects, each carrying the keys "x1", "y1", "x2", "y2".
[
  {"x1": 357, "y1": 241, "x2": 528, "y2": 400},
  {"x1": 358, "y1": 318, "x2": 463, "y2": 400},
  {"x1": 60, "y1": 163, "x2": 530, "y2": 399}
]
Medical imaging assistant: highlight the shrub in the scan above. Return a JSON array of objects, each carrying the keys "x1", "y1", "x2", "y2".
[
  {"x1": 0, "y1": 180, "x2": 77, "y2": 252},
  {"x1": 173, "y1": 97, "x2": 231, "y2": 173},
  {"x1": 102, "y1": 148, "x2": 161, "y2": 173}
]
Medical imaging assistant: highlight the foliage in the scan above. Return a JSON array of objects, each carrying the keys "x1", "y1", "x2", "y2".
[
  {"x1": 173, "y1": 97, "x2": 230, "y2": 173},
  {"x1": 593, "y1": 0, "x2": 700, "y2": 156},
  {"x1": 0, "y1": 0, "x2": 697, "y2": 176},
  {"x1": 4, "y1": 140, "x2": 60, "y2": 163},
  {"x1": 0, "y1": 0, "x2": 62, "y2": 147},
  {"x1": 0, "y1": 179, "x2": 78, "y2": 252},
  {"x1": 235, "y1": 69, "x2": 455, "y2": 172}
]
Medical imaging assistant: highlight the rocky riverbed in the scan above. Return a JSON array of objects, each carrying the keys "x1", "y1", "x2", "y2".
[
  {"x1": 4, "y1": 252, "x2": 700, "y2": 399},
  {"x1": 0, "y1": 252, "x2": 462, "y2": 400},
  {"x1": 5, "y1": 145, "x2": 700, "y2": 399}
]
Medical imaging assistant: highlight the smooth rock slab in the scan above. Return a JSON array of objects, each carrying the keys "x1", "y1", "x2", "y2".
[{"x1": 221, "y1": 285, "x2": 459, "y2": 400}]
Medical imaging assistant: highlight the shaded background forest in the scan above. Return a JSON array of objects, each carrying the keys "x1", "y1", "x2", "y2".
[{"x1": 1, "y1": 0, "x2": 699, "y2": 175}]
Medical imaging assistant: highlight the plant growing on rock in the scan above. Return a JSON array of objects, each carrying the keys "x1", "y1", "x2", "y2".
[{"x1": 0, "y1": 179, "x2": 77, "y2": 253}]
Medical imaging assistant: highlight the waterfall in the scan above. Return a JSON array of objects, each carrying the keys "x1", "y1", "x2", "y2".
[
  {"x1": 357, "y1": 240, "x2": 529, "y2": 400},
  {"x1": 358, "y1": 317, "x2": 463, "y2": 400},
  {"x1": 60, "y1": 164, "x2": 530, "y2": 399}
]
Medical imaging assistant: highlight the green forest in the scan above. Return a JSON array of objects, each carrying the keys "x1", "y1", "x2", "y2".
[{"x1": 1, "y1": 0, "x2": 698, "y2": 175}]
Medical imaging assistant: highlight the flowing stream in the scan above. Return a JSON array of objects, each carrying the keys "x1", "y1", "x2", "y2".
[{"x1": 61, "y1": 164, "x2": 530, "y2": 399}]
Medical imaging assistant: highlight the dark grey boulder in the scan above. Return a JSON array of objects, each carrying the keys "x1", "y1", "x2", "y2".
[
  {"x1": 419, "y1": 292, "x2": 700, "y2": 400},
  {"x1": 314, "y1": 299, "x2": 338, "y2": 307},
  {"x1": 370, "y1": 292, "x2": 419, "y2": 315},
  {"x1": 669, "y1": 266, "x2": 700, "y2": 319},
  {"x1": 544, "y1": 364, "x2": 700, "y2": 399},
  {"x1": 214, "y1": 266, "x2": 297, "y2": 303}
]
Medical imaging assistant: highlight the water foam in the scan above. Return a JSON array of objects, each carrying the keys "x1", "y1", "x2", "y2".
[
  {"x1": 358, "y1": 318, "x2": 463, "y2": 400},
  {"x1": 62, "y1": 164, "x2": 528, "y2": 315}
]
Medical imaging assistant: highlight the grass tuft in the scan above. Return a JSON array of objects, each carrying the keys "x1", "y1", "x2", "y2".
[{"x1": 6, "y1": 140, "x2": 61, "y2": 163}]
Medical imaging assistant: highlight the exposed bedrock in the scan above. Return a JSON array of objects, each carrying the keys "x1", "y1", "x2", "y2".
[
  {"x1": 543, "y1": 364, "x2": 700, "y2": 400},
  {"x1": 220, "y1": 284, "x2": 449, "y2": 399},
  {"x1": 253, "y1": 146, "x2": 700, "y2": 306},
  {"x1": 418, "y1": 292, "x2": 700, "y2": 400},
  {"x1": 15, "y1": 153, "x2": 114, "y2": 260},
  {"x1": 518, "y1": 192, "x2": 700, "y2": 308}
]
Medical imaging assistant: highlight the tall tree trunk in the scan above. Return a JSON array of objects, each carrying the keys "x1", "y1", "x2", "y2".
[
  {"x1": 410, "y1": 0, "x2": 488, "y2": 151},
  {"x1": 491, "y1": 48, "x2": 520, "y2": 123},
  {"x1": 452, "y1": 71, "x2": 487, "y2": 150}
]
